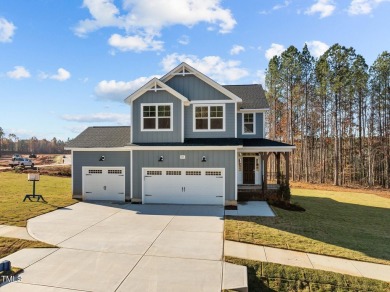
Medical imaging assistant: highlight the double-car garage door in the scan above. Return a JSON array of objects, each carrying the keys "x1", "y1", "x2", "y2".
[
  {"x1": 143, "y1": 168, "x2": 224, "y2": 205},
  {"x1": 82, "y1": 167, "x2": 225, "y2": 205}
]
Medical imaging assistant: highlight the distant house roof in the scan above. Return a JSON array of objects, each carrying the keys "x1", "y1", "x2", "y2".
[
  {"x1": 65, "y1": 126, "x2": 131, "y2": 148},
  {"x1": 223, "y1": 84, "x2": 269, "y2": 110}
]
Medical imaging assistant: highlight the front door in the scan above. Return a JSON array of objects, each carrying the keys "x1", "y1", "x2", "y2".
[{"x1": 243, "y1": 157, "x2": 255, "y2": 184}]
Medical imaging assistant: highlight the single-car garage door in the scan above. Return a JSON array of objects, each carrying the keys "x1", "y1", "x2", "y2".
[
  {"x1": 143, "y1": 168, "x2": 224, "y2": 205},
  {"x1": 82, "y1": 167, "x2": 125, "y2": 201}
]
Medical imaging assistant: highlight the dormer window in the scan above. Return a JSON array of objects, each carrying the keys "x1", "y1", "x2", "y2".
[
  {"x1": 194, "y1": 105, "x2": 225, "y2": 131},
  {"x1": 242, "y1": 113, "x2": 256, "y2": 134},
  {"x1": 141, "y1": 103, "x2": 172, "y2": 131}
]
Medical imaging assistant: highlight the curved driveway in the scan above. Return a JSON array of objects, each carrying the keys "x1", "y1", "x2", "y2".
[{"x1": 3, "y1": 202, "x2": 226, "y2": 292}]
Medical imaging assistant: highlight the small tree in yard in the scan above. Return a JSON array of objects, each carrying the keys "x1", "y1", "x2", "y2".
[{"x1": 278, "y1": 175, "x2": 291, "y2": 202}]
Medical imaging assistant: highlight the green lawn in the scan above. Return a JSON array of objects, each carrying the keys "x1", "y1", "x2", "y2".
[
  {"x1": 225, "y1": 257, "x2": 390, "y2": 292},
  {"x1": 0, "y1": 237, "x2": 54, "y2": 258},
  {"x1": 225, "y1": 188, "x2": 390, "y2": 265},
  {"x1": 0, "y1": 171, "x2": 76, "y2": 227}
]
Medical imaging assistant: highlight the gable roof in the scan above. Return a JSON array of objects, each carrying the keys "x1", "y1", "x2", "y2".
[
  {"x1": 160, "y1": 62, "x2": 242, "y2": 103},
  {"x1": 65, "y1": 126, "x2": 131, "y2": 148},
  {"x1": 124, "y1": 78, "x2": 189, "y2": 105},
  {"x1": 223, "y1": 84, "x2": 269, "y2": 110}
]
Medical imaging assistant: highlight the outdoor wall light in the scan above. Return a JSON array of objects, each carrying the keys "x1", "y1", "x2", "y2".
[
  {"x1": 201, "y1": 156, "x2": 207, "y2": 162},
  {"x1": 159, "y1": 156, "x2": 164, "y2": 162},
  {"x1": 99, "y1": 155, "x2": 105, "y2": 161},
  {"x1": 256, "y1": 158, "x2": 259, "y2": 167},
  {"x1": 239, "y1": 158, "x2": 242, "y2": 165}
]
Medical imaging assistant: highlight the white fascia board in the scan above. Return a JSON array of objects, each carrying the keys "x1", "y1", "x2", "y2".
[
  {"x1": 238, "y1": 108, "x2": 270, "y2": 113},
  {"x1": 239, "y1": 146, "x2": 296, "y2": 152},
  {"x1": 65, "y1": 147, "x2": 131, "y2": 151},
  {"x1": 129, "y1": 145, "x2": 241, "y2": 150},
  {"x1": 190, "y1": 100, "x2": 236, "y2": 104},
  {"x1": 160, "y1": 62, "x2": 242, "y2": 103},
  {"x1": 124, "y1": 78, "x2": 189, "y2": 105}
]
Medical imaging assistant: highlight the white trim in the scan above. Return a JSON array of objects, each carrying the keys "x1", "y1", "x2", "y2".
[
  {"x1": 160, "y1": 62, "x2": 242, "y2": 103},
  {"x1": 238, "y1": 109, "x2": 269, "y2": 113},
  {"x1": 130, "y1": 150, "x2": 133, "y2": 200},
  {"x1": 242, "y1": 112, "x2": 256, "y2": 135},
  {"x1": 124, "y1": 78, "x2": 190, "y2": 105},
  {"x1": 234, "y1": 148, "x2": 237, "y2": 201},
  {"x1": 234, "y1": 104, "x2": 237, "y2": 138},
  {"x1": 130, "y1": 100, "x2": 133, "y2": 144},
  {"x1": 141, "y1": 103, "x2": 173, "y2": 132},
  {"x1": 141, "y1": 167, "x2": 225, "y2": 205},
  {"x1": 190, "y1": 100, "x2": 236, "y2": 104},
  {"x1": 181, "y1": 101, "x2": 184, "y2": 143},
  {"x1": 193, "y1": 104, "x2": 226, "y2": 132},
  {"x1": 240, "y1": 146, "x2": 295, "y2": 152}
]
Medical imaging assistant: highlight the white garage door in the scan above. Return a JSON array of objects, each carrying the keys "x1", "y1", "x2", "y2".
[
  {"x1": 143, "y1": 168, "x2": 224, "y2": 205},
  {"x1": 82, "y1": 167, "x2": 125, "y2": 201}
]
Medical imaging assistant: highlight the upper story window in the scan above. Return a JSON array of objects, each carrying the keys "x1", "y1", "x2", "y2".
[
  {"x1": 243, "y1": 113, "x2": 256, "y2": 134},
  {"x1": 194, "y1": 105, "x2": 225, "y2": 131},
  {"x1": 141, "y1": 103, "x2": 172, "y2": 131}
]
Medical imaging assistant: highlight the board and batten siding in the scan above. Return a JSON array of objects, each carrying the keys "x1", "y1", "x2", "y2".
[
  {"x1": 132, "y1": 91, "x2": 182, "y2": 143},
  {"x1": 237, "y1": 112, "x2": 264, "y2": 138},
  {"x1": 72, "y1": 151, "x2": 131, "y2": 200},
  {"x1": 132, "y1": 150, "x2": 236, "y2": 202},
  {"x1": 184, "y1": 103, "x2": 236, "y2": 138},
  {"x1": 166, "y1": 75, "x2": 230, "y2": 100}
]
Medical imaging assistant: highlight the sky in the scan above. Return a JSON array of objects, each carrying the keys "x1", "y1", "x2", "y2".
[{"x1": 0, "y1": 0, "x2": 389, "y2": 141}]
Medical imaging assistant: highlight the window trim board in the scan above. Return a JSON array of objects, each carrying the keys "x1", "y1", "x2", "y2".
[
  {"x1": 141, "y1": 102, "x2": 173, "y2": 132},
  {"x1": 192, "y1": 104, "x2": 226, "y2": 132}
]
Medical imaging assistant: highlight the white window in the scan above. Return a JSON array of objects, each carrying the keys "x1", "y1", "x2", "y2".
[
  {"x1": 141, "y1": 103, "x2": 172, "y2": 131},
  {"x1": 193, "y1": 105, "x2": 225, "y2": 131},
  {"x1": 242, "y1": 113, "x2": 256, "y2": 135}
]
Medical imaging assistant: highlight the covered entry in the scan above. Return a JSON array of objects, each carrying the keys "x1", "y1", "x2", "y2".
[
  {"x1": 82, "y1": 167, "x2": 125, "y2": 201},
  {"x1": 142, "y1": 168, "x2": 224, "y2": 205}
]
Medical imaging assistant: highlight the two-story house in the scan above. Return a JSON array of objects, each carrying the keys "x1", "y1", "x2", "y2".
[{"x1": 66, "y1": 62, "x2": 294, "y2": 206}]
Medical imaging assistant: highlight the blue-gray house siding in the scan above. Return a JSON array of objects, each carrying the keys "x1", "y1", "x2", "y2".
[
  {"x1": 132, "y1": 91, "x2": 182, "y2": 143},
  {"x1": 237, "y1": 112, "x2": 264, "y2": 138},
  {"x1": 166, "y1": 75, "x2": 230, "y2": 100},
  {"x1": 72, "y1": 151, "x2": 131, "y2": 200}
]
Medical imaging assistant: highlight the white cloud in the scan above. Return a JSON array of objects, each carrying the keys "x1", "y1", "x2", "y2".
[
  {"x1": 256, "y1": 70, "x2": 266, "y2": 87},
  {"x1": 75, "y1": 0, "x2": 236, "y2": 51},
  {"x1": 61, "y1": 113, "x2": 130, "y2": 125},
  {"x1": 348, "y1": 0, "x2": 390, "y2": 15},
  {"x1": 39, "y1": 68, "x2": 71, "y2": 81},
  {"x1": 0, "y1": 17, "x2": 16, "y2": 42},
  {"x1": 305, "y1": 0, "x2": 336, "y2": 18},
  {"x1": 95, "y1": 76, "x2": 159, "y2": 102},
  {"x1": 108, "y1": 33, "x2": 163, "y2": 52},
  {"x1": 230, "y1": 45, "x2": 245, "y2": 55},
  {"x1": 265, "y1": 43, "x2": 286, "y2": 60},
  {"x1": 306, "y1": 40, "x2": 329, "y2": 58},
  {"x1": 161, "y1": 53, "x2": 249, "y2": 84},
  {"x1": 178, "y1": 35, "x2": 190, "y2": 45},
  {"x1": 6, "y1": 66, "x2": 31, "y2": 79},
  {"x1": 273, "y1": 0, "x2": 291, "y2": 10},
  {"x1": 51, "y1": 68, "x2": 71, "y2": 81}
]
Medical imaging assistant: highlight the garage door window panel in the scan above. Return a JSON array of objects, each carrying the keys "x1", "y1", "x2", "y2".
[{"x1": 142, "y1": 104, "x2": 172, "y2": 131}]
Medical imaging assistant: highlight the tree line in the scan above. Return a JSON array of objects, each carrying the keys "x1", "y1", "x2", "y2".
[
  {"x1": 0, "y1": 127, "x2": 66, "y2": 155},
  {"x1": 265, "y1": 44, "x2": 389, "y2": 188}
]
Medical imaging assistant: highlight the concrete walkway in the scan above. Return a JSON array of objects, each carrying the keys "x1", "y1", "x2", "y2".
[
  {"x1": 224, "y1": 240, "x2": 390, "y2": 282},
  {"x1": 0, "y1": 225, "x2": 36, "y2": 241}
]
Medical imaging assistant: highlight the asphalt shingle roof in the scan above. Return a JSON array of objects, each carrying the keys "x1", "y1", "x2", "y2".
[
  {"x1": 134, "y1": 138, "x2": 242, "y2": 147},
  {"x1": 66, "y1": 126, "x2": 131, "y2": 148},
  {"x1": 223, "y1": 84, "x2": 269, "y2": 109},
  {"x1": 242, "y1": 138, "x2": 294, "y2": 147}
]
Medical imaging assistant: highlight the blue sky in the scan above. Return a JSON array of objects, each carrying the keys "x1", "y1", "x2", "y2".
[{"x1": 1, "y1": 0, "x2": 389, "y2": 141}]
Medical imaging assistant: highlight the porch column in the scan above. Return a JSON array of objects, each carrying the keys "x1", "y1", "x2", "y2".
[
  {"x1": 285, "y1": 152, "x2": 290, "y2": 185},
  {"x1": 276, "y1": 152, "x2": 281, "y2": 184},
  {"x1": 261, "y1": 153, "x2": 269, "y2": 190}
]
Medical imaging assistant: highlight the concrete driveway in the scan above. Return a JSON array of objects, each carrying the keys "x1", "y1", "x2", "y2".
[{"x1": 1, "y1": 202, "x2": 226, "y2": 292}]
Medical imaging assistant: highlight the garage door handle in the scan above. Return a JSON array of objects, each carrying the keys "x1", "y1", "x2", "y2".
[{"x1": 103, "y1": 186, "x2": 106, "y2": 190}]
